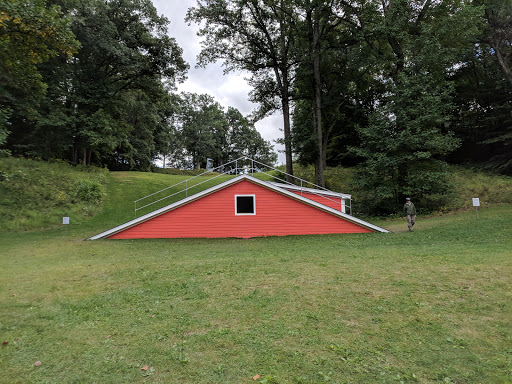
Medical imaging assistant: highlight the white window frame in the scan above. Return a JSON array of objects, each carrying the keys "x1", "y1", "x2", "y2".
[{"x1": 235, "y1": 194, "x2": 256, "y2": 215}]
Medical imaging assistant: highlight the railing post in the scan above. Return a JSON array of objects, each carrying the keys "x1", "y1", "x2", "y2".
[
  {"x1": 300, "y1": 180, "x2": 303, "y2": 196},
  {"x1": 135, "y1": 201, "x2": 137, "y2": 218},
  {"x1": 186, "y1": 180, "x2": 188, "y2": 198}
]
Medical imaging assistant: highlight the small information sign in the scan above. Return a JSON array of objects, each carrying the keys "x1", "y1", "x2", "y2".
[
  {"x1": 63, "y1": 217, "x2": 70, "y2": 225},
  {"x1": 472, "y1": 198, "x2": 480, "y2": 219}
]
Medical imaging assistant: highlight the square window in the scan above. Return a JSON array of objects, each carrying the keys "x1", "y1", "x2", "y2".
[{"x1": 235, "y1": 195, "x2": 255, "y2": 215}]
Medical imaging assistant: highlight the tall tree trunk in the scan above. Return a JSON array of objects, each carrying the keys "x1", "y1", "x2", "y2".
[
  {"x1": 281, "y1": 92, "x2": 294, "y2": 183},
  {"x1": 272, "y1": 64, "x2": 294, "y2": 181},
  {"x1": 484, "y1": 5, "x2": 512, "y2": 87},
  {"x1": 494, "y1": 43, "x2": 512, "y2": 87},
  {"x1": 72, "y1": 146, "x2": 77, "y2": 165},
  {"x1": 278, "y1": 21, "x2": 294, "y2": 183},
  {"x1": 313, "y1": 20, "x2": 325, "y2": 187},
  {"x1": 273, "y1": 64, "x2": 293, "y2": 181},
  {"x1": 308, "y1": 7, "x2": 325, "y2": 187}
]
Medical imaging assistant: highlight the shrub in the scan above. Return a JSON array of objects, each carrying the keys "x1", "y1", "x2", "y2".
[{"x1": 71, "y1": 180, "x2": 105, "y2": 202}]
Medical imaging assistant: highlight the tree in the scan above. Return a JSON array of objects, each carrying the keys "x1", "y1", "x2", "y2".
[
  {"x1": 291, "y1": 0, "x2": 366, "y2": 186},
  {"x1": 448, "y1": 0, "x2": 512, "y2": 174},
  {"x1": 352, "y1": 71, "x2": 460, "y2": 212},
  {"x1": 450, "y1": 0, "x2": 512, "y2": 175},
  {"x1": 226, "y1": 106, "x2": 277, "y2": 165},
  {"x1": 67, "y1": 0, "x2": 188, "y2": 166},
  {"x1": 350, "y1": 0, "x2": 482, "y2": 212},
  {"x1": 293, "y1": 0, "x2": 346, "y2": 186},
  {"x1": 292, "y1": 46, "x2": 374, "y2": 171},
  {"x1": 5, "y1": 0, "x2": 188, "y2": 167},
  {"x1": 186, "y1": 0, "x2": 296, "y2": 180},
  {"x1": 480, "y1": 0, "x2": 512, "y2": 87},
  {"x1": 0, "y1": 0, "x2": 78, "y2": 149},
  {"x1": 169, "y1": 94, "x2": 277, "y2": 169},
  {"x1": 155, "y1": 93, "x2": 184, "y2": 169},
  {"x1": 177, "y1": 93, "x2": 224, "y2": 169}
]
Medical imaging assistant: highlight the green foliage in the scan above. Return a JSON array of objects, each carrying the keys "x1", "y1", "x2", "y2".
[
  {"x1": 347, "y1": 0, "x2": 482, "y2": 213},
  {"x1": 225, "y1": 106, "x2": 277, "y2": 166},
  {"x1": 272, "y1": 163, "x2": 353, "y2": 192},
  {"x1": 450, "y1": 0, "x2": 512, "y2": 174},
  {"x1": 481, "y1": 0, "x2": 512, "y2": 86},
  {"x1": 286, "y1": 163, "x2": 512, "y2": 216},
  {"x1": 445, "y1": 166, "x2": 512, "y2": 210},
  {"x1": 63, "y1": 0, "x2": 187, "y2": 168},
  {"x1": 4, "y1": 0, "x2": 188, "y2": 169},
  {"x1": 0, "y1": 108, "x2": 10, "y2": 152},
  {"x1": 0, "y1": 0, "x2": 79, "y2": 157},
  {"x1": 0, "y1": 0, "x2": 79, "y2": 110},
  {"x1": 173, "y1": 93, "x2": 277, "y2": 169},
  {"x1": 71, "y1": 179, "x2": 105, "y2": 203},
  {"x1": 2, "y1": 0, "x2": 280, "y2": 172},
  {"x1": 178, "y1": 92, "x2": 224, "y2": 169}
]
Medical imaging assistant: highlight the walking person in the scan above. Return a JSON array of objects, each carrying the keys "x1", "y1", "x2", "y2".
[{"x1": 403, "y1": 197, "x2": 416, "y2": 232}]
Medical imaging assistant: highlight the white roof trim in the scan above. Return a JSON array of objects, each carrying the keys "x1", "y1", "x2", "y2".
[
  {"x1": 268, "y1": 182, "x2": 351, "y2": 199},
  {"x1": 88, "y1": 175, "x2": 388, "y2": 239}
]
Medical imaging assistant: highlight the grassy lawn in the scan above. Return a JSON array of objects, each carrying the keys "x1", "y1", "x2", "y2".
[{"x1": 1, "y1": 169, "x2": 511, "y2": 383}]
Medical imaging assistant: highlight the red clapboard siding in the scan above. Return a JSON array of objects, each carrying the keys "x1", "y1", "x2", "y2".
[
  {"x1": 289, "y1": 191, "x2": 343, "y2": 211},
  {"x1": 109, "y1": 180, "x2": 371, "y2": 239}
]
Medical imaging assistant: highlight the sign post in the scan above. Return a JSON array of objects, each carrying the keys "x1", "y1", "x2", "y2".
[
  {"x1": 63, "y1": 217, "x2": 70, "y2": 232},
  {"x1": 472, "y1": 198, "x2": 480, "y2": 219}
]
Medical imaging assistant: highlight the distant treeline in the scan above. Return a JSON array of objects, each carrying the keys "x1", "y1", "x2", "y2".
[{"x1": 1, "y1": 0, "x2": 511, "y2": 213}]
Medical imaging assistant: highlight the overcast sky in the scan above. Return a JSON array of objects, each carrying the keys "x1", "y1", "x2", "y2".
[{"x1": 152, "y1": 0, "x2": 286, "y2": 164}]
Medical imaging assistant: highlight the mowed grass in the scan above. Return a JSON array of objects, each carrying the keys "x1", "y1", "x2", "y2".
[{"x1": 1, "y1": 170, "x2": 511, "y2": 383}]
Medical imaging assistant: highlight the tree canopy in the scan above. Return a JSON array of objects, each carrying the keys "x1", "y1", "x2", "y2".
[{"x1": 0, "y1": 0, "x2": 79, "y2": 146}]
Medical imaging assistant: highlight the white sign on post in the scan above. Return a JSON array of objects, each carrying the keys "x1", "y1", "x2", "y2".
[
  {"x1": 63, "y1": 216, "x2": 70, "y2": 233},
  {"x1": 472, "y1": 198, "x2": 480, "y2": 219}
]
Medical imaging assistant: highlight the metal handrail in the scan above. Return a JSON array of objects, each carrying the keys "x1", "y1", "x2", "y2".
[
  {"x1": 243, "y1": 158, "x2": 352, "y2": 214},
  {"x1": 135, "y1": 173, "x2": 228, "y2": 212},
  {"x1": 244, "y1": 168, "x2": 351, "y2": 214},
  {"x1": 134, "y1": 156, "x2": 352, "y2": 217}
]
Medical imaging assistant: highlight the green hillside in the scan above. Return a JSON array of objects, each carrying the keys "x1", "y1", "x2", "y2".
[
  {"x1": 2, "y1": 157, "x2": 512, "y2": 234},
  {"x1": 0, "y1": 157, "x2": 236, "y2": 233},
  {"x1": 1, "y1": 158, "x2": 511, "y2": 383},
  {"x1": 0, "y1": 157, "x2": 109, "y2": 231}
]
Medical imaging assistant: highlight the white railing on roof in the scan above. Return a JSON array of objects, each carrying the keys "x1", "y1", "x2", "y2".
[{"x1": 134, "y1": 157, "x2": 352, "y2": 218}]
